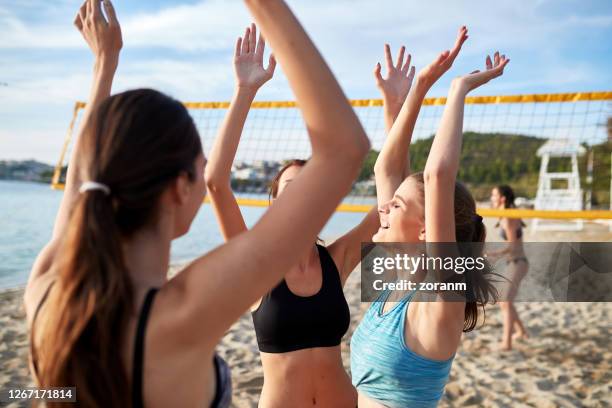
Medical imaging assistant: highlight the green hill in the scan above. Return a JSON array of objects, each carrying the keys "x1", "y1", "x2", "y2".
[{"x1": 359, "y1": 132, "x2": 611, "y2": 205}]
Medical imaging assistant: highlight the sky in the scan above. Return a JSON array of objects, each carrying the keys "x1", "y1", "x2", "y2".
[{"x1": 1, "y1": 0, "x2": 611, "y2": 163}]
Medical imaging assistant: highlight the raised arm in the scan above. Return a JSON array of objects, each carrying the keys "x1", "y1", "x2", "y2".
[
  {"x1": 375, "y1": 27, "x2": 468, "y2": 207},
  {"x1": 53, "y1": 0, "x2": 122, "y2": 240},
  {"x1": 329, "y1": 44, "x2": 416, "y2": 283},
  {"x1": 205, "y1": 23, "x2": 276, "y2": 240},
  {"x1": 375, "y1": 44, "x2": 415, "y2": 134},
  {"x1": 414, "y1": 53, "x2": 509, "y2": 357},
  {"x1": 169, "y1": 0, "x2": 370, "y2": 347},
  {"x1": 424, "y1": 52, "x2": 509, "y2": 243},
  {"x1": 25, "y1": 0, "x2": 122, "y2": 299}
]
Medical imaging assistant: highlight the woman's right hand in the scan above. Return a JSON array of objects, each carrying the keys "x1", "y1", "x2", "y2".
[
  {"x1": 74, "y1": 0, "x2": 123, "y2": 68},
  {"x1": 234, "y1": 23, "x2": 277, "y2": 91}
]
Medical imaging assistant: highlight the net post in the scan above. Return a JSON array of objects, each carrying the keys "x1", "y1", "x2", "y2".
[{"x1": 51, "y1": 101, "x2": 83, "y2": 190}]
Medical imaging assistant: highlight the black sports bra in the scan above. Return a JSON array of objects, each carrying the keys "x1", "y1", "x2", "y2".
[
  {"x1": 251, "y1": 244, "x2": 350, "y2": 353},
  {"x1": 500, "y1": 226, "x2": 523, "y2": 241},
  {"x1": 133, "y1": 288, "x2": 232, "y2": 408}
]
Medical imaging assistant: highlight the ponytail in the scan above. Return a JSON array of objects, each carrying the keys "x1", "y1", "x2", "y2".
[
  {"x1": 35, "y1": 190, "x2": 133, "y2": 407},
  {"x1": 462, "y1": 212, "x2": 496, "y2": 332}
]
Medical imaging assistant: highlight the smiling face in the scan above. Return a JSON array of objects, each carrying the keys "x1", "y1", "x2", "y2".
[
  {"x1": 490, "y1": 187, "x2": 505, "y2": 209},
  {"x1": 373, "y1": 175, "x2": 425, "y2": 243}
]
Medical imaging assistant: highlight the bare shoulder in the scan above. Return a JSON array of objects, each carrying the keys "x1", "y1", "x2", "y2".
[
  {"x1": 24, "y1": 240, "x2": 60, "y2": 322},
  {"x1": 145, "y1": 266, "x2": 228, "y2": 355},
  {"x1": 147, "y1": 277, "x2": 207, "y2": 346}
]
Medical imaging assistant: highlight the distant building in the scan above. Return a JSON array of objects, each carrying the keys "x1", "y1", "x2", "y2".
[{"x1": 0, "y1": 160, "x2": 54, "y2": 183}]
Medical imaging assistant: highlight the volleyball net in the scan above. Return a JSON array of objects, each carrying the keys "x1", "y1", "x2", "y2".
[{"x1": 52, "y1": 91, "x2": 612, "y2": 220}]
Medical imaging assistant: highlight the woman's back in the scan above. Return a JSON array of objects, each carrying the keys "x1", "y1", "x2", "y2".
[{"x1": 28, "y1": 276, "x2": 222, "y2": 407}]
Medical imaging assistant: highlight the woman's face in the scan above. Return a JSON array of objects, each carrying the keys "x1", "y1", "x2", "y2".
[
  {"x1": 490, "y1": 188, "x2": 504, "y2": 209},
  {"x1": 373, "y1": 177, "x2": 425, "y2": 243},
  {"x1": 174, "y1": 153, "x2": 207, "y2": 238},
  {"x1": 275, "y1": 164, "x2": 303, "y2": 198}
]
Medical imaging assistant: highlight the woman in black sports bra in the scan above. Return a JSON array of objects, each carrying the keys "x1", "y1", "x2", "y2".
[
  {"x1": 490, "y1": 185, "x2": 529, "y2": 351},
  {"x1": 204, "y1": 24, "x2": 416, "y2": 407},
  {"x1": 23, "y1": 1, "x2": 371, "y2": 407}
]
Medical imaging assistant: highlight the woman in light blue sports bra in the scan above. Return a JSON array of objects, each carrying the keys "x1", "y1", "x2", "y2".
[
  {"x1": 351, "y1": 28, "x2": 507, "y2": 407},
  {"x1": 351, "y1": 290, "x2": 455, "y2": 407}
]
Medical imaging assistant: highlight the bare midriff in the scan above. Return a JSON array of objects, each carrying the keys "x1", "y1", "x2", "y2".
[{"x1": 258, "y1": 345, "x2": 356, "y2": 408}]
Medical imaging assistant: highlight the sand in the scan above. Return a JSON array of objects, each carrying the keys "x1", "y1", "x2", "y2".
[{"x1": 1, "y1": 221, "x2": 611, "y2": 407}]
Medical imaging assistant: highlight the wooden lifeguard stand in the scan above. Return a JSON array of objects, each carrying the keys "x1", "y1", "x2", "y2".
[{"x1": 533, "y1": 139, "x2": 586, "y2": 231}]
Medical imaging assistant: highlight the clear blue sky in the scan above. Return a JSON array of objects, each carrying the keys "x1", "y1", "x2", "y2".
[{"x1": 1, "y1": 0, "x2": 611, "y2": 163}]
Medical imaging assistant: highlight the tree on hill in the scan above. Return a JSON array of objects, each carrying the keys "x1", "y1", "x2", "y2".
[{"x1": 357, "y1": 149, "x2": 378, "y2": 181}]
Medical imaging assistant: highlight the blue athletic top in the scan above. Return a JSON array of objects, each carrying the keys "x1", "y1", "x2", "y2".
[{"x1": 350, "y1": 291, "x2": 454, "y2": 408}]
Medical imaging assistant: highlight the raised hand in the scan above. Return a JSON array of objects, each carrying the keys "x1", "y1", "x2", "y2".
[
  {"x1": 234, "y1": 23, "x2": 277, "y2": 90},
  {"x1": 416, "y1": 26, "x2": 468, "y2": 89},
  {"x1": 74, "y1": 0, "x2": 122, "y2": 67},
  {"x1": 52, "y1": 0, "x2": 122, "y2": 240},
  {"x1": 374, "y1": 44, "x2": 415, "y2": 107},
  {"x1": 454, "y1": 52, "x2": 510, "y2": 93}
]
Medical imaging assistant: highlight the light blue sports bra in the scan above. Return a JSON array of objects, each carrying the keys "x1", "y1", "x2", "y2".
[{"x1": 350, "y1": 291, "x2": 454, "y2": 408}]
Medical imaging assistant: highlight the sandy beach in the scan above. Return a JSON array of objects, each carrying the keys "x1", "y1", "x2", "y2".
[{"x1": 1, "y1": 221, "x2": 611, "y2": 407}]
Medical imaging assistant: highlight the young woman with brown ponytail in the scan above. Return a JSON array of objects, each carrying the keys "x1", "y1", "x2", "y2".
[{"x1": 23, "y1": 0, "x2": 370, "y2": 407}]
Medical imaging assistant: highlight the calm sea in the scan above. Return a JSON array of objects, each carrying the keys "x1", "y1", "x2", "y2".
[{"x1": 0, "y1": 180, "x2": 365, "y2": 289}]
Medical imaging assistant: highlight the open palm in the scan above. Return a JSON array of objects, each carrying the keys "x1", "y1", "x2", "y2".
[
  {"x1": 374, "y1": 44, "x2": 415, "y2": 106},
  {"x1": 234, "y1": 23, "x2": 276, "y2": 90},
  {"x1": 456, "y1": 52, "x2": 510, "y2": 92}
]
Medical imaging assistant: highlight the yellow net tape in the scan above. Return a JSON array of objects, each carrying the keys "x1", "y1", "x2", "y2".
[
  {"x1": 69, "y1": 91, "x2": 612, "y2": 111},
  {"x1": 49, "y1": 183, "x2": 612, "y2": 220}
]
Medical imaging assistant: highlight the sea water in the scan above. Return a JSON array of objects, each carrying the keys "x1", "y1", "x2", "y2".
[{"x1": 0, "y1": 180, "x2": 366, "y2": 289}]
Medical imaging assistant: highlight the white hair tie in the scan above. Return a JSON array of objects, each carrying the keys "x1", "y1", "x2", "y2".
[{"x1": 79, "y1": 181, "x2": 111, "y2": 196}]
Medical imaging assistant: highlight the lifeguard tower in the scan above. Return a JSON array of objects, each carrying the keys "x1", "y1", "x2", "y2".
[{"x1": 533, "y1": 139, "x2": 586, "y2": 231}]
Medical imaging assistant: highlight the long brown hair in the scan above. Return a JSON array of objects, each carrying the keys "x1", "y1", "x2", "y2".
[
  {"x1": 32, "y1": 89, "x2": 202, "y2": 407},
  {"x1": 409, "y1": 172, "x2": 498, "y2": 332}
]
